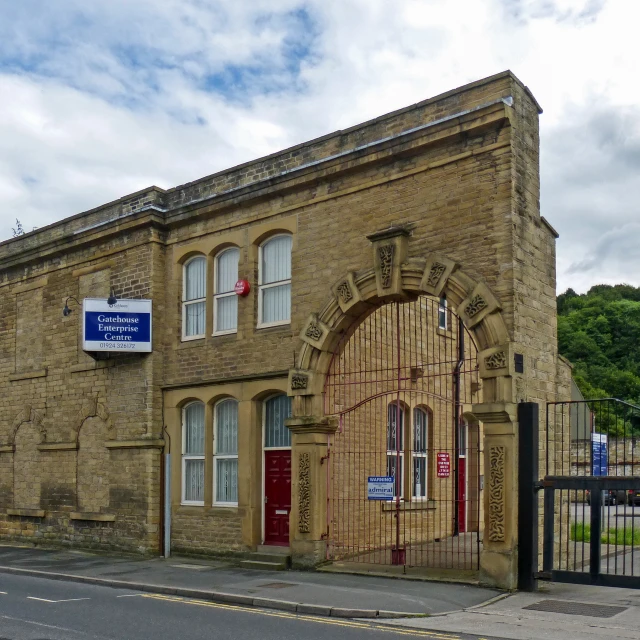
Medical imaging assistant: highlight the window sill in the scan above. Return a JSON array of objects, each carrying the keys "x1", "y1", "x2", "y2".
[
  {"x1": 70, "y1": 512, "x2": 116, "y2": 522},
  {"x1": 436, "y1": 328, "x2": 454, "y2": 338},
  {"x1": 176, "y1": 505, "x2": 240, "y2": 516},
  {"x1": 9, "y1": 369, "x2": 47, "y2": 382},
  {"x1": 0, "y1": 445, "x2": 15, "y2": 454},
  {"x1": 381, "y1": 500, "x2": 437, "y2": 512},
  {"x1": 212, "y1": 330, "x2": 238, "y2": 338},
  {"x1": 179, "y1": 336, "x2": 206, "y2": 349},
  {"x1": 7, "y1": 508, "x2": 45, "y2": 518}
]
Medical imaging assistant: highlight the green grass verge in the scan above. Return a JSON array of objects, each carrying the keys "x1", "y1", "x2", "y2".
[{"x1": 570, "y1": 521, "x2": 640, "y2": 545}]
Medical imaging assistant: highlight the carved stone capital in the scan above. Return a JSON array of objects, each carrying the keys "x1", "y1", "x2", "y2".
[
  {"x1": 285, "y1": 415, "x2": 339, "y2": 434},
  {"x1": 420, "y1": 254, "x2": 458, "y2": 297},
  {"x1": 471, "y1": 402, "x2": 518, "y2": 424},
  {"x1": 478, "y1": 343, "x2": 515, "y2": 378},
  {"x1": 457, "y1": 282, "x2": 502, "y2": 328}
]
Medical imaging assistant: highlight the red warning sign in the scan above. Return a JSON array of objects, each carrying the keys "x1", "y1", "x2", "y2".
[{"x1": 437, "y1": 452, "x2": 451, "y2": 478}]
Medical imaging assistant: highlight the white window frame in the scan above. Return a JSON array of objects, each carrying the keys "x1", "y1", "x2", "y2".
[
  {"x1": 257, "y1": 234, "x2": 292, "y2": 329},
  {"x1": 412, "y1": 407, "x2": 429, "y2": 500},
  {"x1": 213, "y1": 247, "x2": 239, "y2": 336},
  {"x1": 181, "y1": 402, "x2": 205, "y2": 506},
  {"x1": 386, "y1": 402, "x2": 405, "y2": 500},
  {"x1": 438, "y1": 296, "x2": 448, "y2": 331},
  {"x1": 213, "y1": 398, "x2": 239, "y2": 506},
  {"x1": 182, "y1": 255, "x2": 207, "y2": 341}
]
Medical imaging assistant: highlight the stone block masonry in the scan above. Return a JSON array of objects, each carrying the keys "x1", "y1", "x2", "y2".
[{"x1": 0, "y1": 71, "x2": 569, "y2": 589}]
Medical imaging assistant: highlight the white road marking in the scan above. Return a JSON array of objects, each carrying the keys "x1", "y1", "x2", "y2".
[
  {"x1": 116, "y1": 593, "x2": 144, "y2": 598},
  {"x1": 27, "y1": 596, "x2": 91, "y2": 603}
]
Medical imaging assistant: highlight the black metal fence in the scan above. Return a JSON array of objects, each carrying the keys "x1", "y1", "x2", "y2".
[{"x1": 541, "y1": 398, "x2": 640, "y2": 587}]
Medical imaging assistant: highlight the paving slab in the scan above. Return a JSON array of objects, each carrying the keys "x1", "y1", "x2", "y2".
[
  {"x1": 0, "y1": 544, "x2": 500, "y2": 616},
  {"x1": 376, "y1": 582, "x2": 640, "y2": 640}
]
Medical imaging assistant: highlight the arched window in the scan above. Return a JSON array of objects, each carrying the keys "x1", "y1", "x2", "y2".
[
  {"x1": 386, "y1": 402, "x2": 405, "y2": 499},
  {"x1": 413, "y1": 408, "x2": 429, "y2": 499},
  {"x1": 182, "y1": 256, "x2": 206, "y2": 339},
  {"x1": 438, "y1": 296, "x2": 448, "y2": 330},
  {"x1": 182, "y1": 402, "x2": 205, "y2": 504},
  {"x1": 264, "y1": 394, "x2": 292, "y2": 448},
  {"x1": 258, "y1": 235, "x2": 292, "y2": 327},
  {"x1": 214, "y1": 399, "x2": 239, "y2": 505},
  {"x1": 214, "y1": 248, "x2": 239, "y2": 334}
]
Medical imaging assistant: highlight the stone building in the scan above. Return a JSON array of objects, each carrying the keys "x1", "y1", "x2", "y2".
[{"x1": 0, "y1": 71, "x2": 570, "y2": 589}]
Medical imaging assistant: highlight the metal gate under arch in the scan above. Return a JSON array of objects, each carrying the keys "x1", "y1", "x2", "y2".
[{"x1": 324, "y1": 296, "x2": 483, "y2": 571}]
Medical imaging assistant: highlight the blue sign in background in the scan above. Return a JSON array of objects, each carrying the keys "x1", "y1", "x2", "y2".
[
  {"x1": 592, "y1": 434, "x2": 608, "y2": 476},
  {"x1": 367, "y1": 476, "x2": 394, "y2": 501},
  {"x1": 84, "y1": 312, "x2": 151, "y2": 343}
]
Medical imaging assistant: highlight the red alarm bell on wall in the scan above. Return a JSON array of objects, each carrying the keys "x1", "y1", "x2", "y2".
[{"x1": 234, "y1": 279, "x2": 251, "y2": 296}]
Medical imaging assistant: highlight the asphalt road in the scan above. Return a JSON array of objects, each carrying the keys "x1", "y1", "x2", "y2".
[{"x1": 0, "y1": 573, "x2": 501, "y2": 640}]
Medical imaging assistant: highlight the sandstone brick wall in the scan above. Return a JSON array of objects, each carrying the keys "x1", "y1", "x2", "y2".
[{"x1": 0, "y1": 71, "x2": 563, "y2": 562}]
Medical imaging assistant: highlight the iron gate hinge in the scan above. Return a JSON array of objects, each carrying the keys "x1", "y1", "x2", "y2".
[{"x1": 534, "y1": 481, "x2": 544, "y2": 491}]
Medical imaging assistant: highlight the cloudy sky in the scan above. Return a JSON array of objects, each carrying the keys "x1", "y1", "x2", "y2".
[{"x1": 0, "y1": 0, "x2": 638, "y2": 293}]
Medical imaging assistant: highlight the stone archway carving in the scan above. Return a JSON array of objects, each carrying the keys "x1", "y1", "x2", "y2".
[
  {"x1": 285, "y1": 228, "x2": 520, "y2": 589},
  {"x1": 288, "y1": 233, "x2": 513, "y2": 410},
  {"x1": 72, "y1": 397, "x2": 113, "y2": 444}
]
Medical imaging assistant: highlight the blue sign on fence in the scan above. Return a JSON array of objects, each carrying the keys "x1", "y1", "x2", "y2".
[
  {"x1": 83, "y1": 298, "x2": 152, "y2": 353},
  {"x1": 367, "y1": 476, "x2": 394, "y2": 501},
  {"x1": 592, "y1": 432, "x2": 608, "y2": 476}
]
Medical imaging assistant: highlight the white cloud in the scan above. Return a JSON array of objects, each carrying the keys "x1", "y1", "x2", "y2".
[{"x1": 0, "y1": 0, "x2": 638, "y2": 294}]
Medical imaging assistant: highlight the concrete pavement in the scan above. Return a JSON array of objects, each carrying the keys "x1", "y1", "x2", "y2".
[
  {"x1": 0, "y1": 544, "x2": 501, "y2": 618},
  {"x1": 377, "y1": 581, "x2": 640, "y2": 639}
]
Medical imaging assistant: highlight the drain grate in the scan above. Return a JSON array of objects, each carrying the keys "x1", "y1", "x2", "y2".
[
  {"x1": 523, "y1": 600, "x2": 627, "y2": 618},
  {"x1": 258, "y1": 582, "x2": 298, "y2": 589}
]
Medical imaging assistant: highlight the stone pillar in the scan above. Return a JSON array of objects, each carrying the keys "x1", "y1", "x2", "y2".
[
  {"x1": 286, "y1": 416, "x2": 337, "y2": 568},
  {"x1": 472, "y1": 402, "x2": 518, "y2": 590}
]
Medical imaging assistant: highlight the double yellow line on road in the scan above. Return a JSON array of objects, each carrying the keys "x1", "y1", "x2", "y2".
[{"x1": 142, "y1": 593, "x2": 462, "y2": 639}]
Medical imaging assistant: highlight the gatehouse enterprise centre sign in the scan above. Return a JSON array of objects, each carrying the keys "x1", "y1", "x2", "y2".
[{"x1": 83, "y1": 298, "x2": 152, "y2": 353}]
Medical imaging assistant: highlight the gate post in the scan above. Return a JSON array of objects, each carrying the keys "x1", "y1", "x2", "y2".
[
  {"x1": 517, "y1": 402, "x2": 539, "y2": 591},
  {"x1": 472, "y1": 402, "x2": 518, "y2": 590},
  {"x1": 286, "y1": 416, "x2": 338, "y2": 568}
]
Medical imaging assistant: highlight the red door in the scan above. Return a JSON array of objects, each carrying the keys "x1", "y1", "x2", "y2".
[
  {"x1": 457, "y1": 457, "x2": 467, "y2": 533},
  {"x1": 264, "y1": 450, "x2": 291, "y2": 545}
]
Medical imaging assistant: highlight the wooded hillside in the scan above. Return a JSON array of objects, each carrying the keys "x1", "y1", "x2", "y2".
[{"x1": 557, "y1": 284, "x2": 640, "y2": 406}]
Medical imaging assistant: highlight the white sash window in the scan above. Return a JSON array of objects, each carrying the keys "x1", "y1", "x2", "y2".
[
  {"x1": 413, "y1": 408, "x2": 429, "y2": 499},
  {"x1": 386, "y1": 402, "x2": 405, "y2": 499},
  {"x1": 214, "y1": 399, "x2": 238, "y2": 505},
  {"x1": 183, "y1": 256, "x2": 206, "y2": 339},
  {"x1": 258, "y1": 235, "x2": 291, "y2": 327},
  {"x1": 214, "y1": 248, "x2": 239, "y2": 334},
  {"x1": 182, "y1": 402, "x2": 205, "y2": 504}
]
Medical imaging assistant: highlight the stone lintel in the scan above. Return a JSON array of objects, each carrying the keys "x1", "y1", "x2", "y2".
[
  {"x1": 471, "y1": 402, "x2": 517, "y2": 424},
  {"x1": 7, "y1": 508, "x2": 45, "y2": 518},
  {"x1": 286, "y1": 416, "x2": 338, "y2": 435},
  {"x1": 105, "y1": 439, "x2": 165, "y2": 449},
  {"x1": 70, "y1": 512, "x2": 116, "y2": 522},
  {"x1": 38, "y1": 442, "x2": 78, "y2": 452}
]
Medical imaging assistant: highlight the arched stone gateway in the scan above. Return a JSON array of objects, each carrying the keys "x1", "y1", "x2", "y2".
[{"x1": 286, "y1": 228, "x2": 521, "y2": 589}]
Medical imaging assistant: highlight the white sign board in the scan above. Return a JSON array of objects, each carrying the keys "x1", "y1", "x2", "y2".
[
  {"x1": 83, "y1": 298, "x2": 152, "y2": 353},
  {"x1": 367, "y1": 476, "x2": 394, "y2": 501}
]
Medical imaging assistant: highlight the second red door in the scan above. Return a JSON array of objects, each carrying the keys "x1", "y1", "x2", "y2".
[{"x1": 264, "y1": 450, "x2": 291, "y2": 545}]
